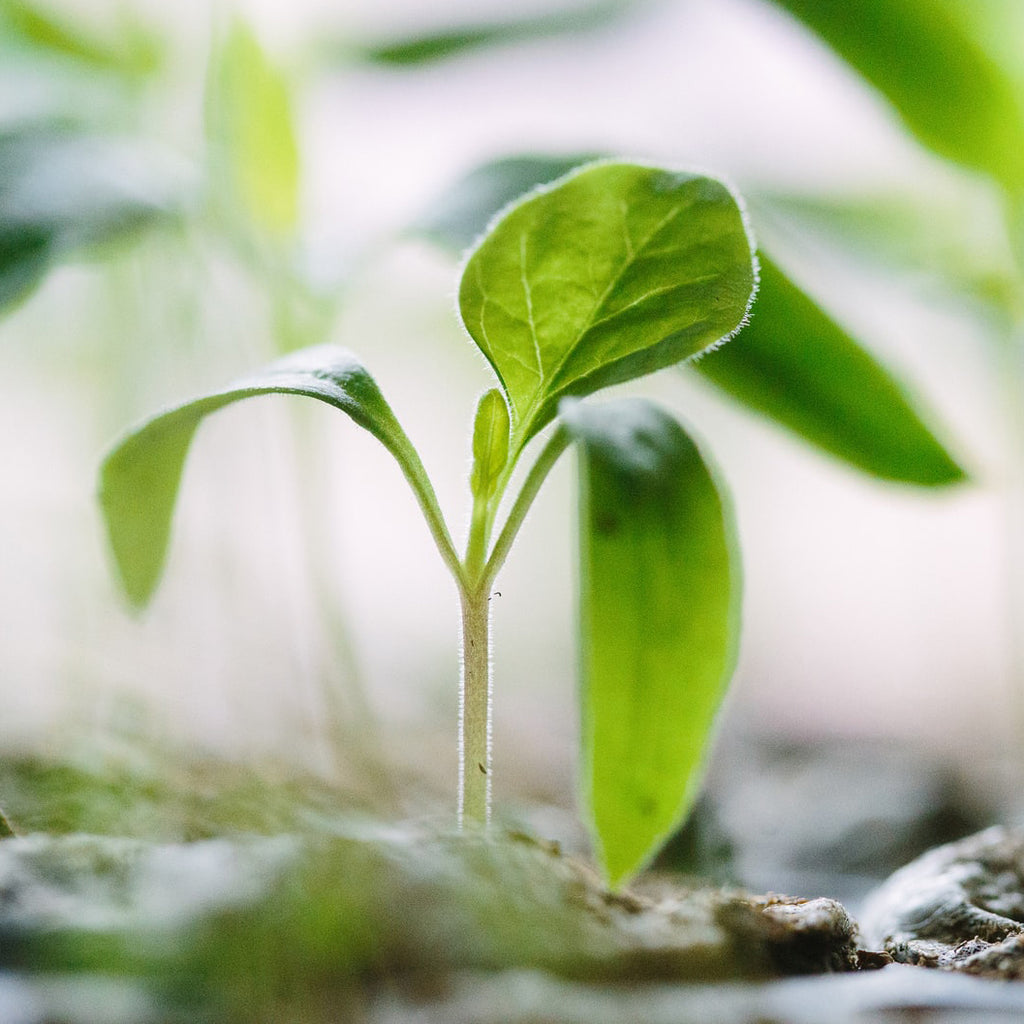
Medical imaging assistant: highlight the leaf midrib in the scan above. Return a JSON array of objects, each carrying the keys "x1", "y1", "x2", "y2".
[{"x1": 515, "y1": 196, "x2": 691, "y2": 441}]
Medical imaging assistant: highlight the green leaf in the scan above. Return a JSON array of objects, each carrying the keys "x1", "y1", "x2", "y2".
[
  {"x1": 748, "y1": 190, "x2": 1021, "y2": 323},
  {"x1": 769, "y1": 0, "x2": 1024, "y2": 194},
  {"x1": 562, "y1": 397, "x2": 739, "y2": 888},
  {"x1": 0, "y1": 126, "x2": 178, "y2": 315},
  {"x1": 415, "y1": 153, "x2": 602, "y2": 253},
  {"x1": 100, "y1": 346, "x2": 450, "y2": 608},
  {"x1": 694, "y1": 255, "x2": 967, "y2": 486},
  {"x1": 470, "y1": 388, "x2": 510, "y2": 502},
  {"x1": 0, "y1": 225, "x2": 51, "y2": 312},
  {"x1": 0, "y1": 0, "x2": 163, "y2": 79},
  {"x1": 348, "y1": 0, "x2": 633, "y2": 66},
  {"x1": 205, "y1": 17, "x2": 300, "y2": 240},
  {"x1": 459, "y1": 161, "x2": 757, "y2": 451}
]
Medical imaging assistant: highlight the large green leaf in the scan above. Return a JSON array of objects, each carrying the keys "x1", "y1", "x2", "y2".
[
  {"x1": 768, "y1": 0, "x2": 1024, "y2": 194},
  {"x1": 0, "y1": 126, "x2": 178, "y2": 315},
  {"x1": 459, "y1": 161, "x2": 756, "y2": 451},
  {"x1": 432, "y1": 154, "x2": 967, "y2": 485},
  {"x1": 562, "y1": 397, "x2": 739, "y2": 888},
  {"x1": 100, "y1": 346, "x2": 446, "y2": 608},
  {"x1": 205, "y1": 17, "x2": 300, "y2": 240},
  {"x1": 695, "y1": 256, "x2": 967, "y2": 486}
]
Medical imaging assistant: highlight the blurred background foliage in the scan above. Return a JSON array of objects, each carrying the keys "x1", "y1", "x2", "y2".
[{"x1": 1, "y1": 0, "x2": 1023, "y2": 838}]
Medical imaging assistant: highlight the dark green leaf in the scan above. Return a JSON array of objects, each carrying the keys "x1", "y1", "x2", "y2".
[
  {"x1": 769, "y1": 0, "x2": 1024, "y2": 193},
  {"x1": 562, "y1": 397, "x2": 739, "y2": 888},
  {"x1": 205, "y1": 17, "x2": 300, "y2": 240},
  {"x1": 415, "y1": 153, "x2": 602, "y2": 253},
  {"x1": 459, "y1": 161, "x2": 756, "y2": 451},
  {"x1": 695, "y1": 256, "x2": 966, "y2": 486},
  {"x1": 100, "y1": 346, "x2": 440, "y2": 608},
  {"x1": 0, "y1": 126, "x2": 178, "y2": 315},
  {"x1": 0, "y1": 224, "x2": 51, "y2": 312},
  {"x1": 350, "y1": 0, "x2": 632, "y2": 66}
]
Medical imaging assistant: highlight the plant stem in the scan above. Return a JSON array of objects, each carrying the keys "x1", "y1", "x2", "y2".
[
  {"x1": 455, "y1": 424, "x2": 572, "y2": 829},
  {"x1": 458, "y1": 583, "x2": 492, "y2": 827}
]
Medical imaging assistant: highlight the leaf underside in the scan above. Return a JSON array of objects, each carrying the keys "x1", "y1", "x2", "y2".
[
  {"x1": 562, "y1": 397, "x2": 739, "y2": 888},
  {"x1": 459, "y1": 161, "x2": 756, "y2": 450},
  {"x1": 694, "y1": 256, "x2": 967, "y2": 486},
  {"x1": 99, "y1": 346, "x2": 423, "y2": 608}
]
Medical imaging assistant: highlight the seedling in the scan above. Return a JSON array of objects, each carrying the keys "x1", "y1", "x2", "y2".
[{"x1": 99, "y1": 161, "x2": 757, "y2": 886}]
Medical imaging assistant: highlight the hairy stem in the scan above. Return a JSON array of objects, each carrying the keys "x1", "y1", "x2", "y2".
[{"x1": 459, "y1": 584, "x2": 492, "y2": 827}]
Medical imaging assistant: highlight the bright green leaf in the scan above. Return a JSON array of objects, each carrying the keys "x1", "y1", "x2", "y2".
[
  {"x1": 459, "y1": 161, "x2": 756, "y2": 451},
  {"x1": 695, "y1": 255, "x2": 967, "y2": 486},
  {"x1": 0, "y1": 0, "x2": 163, "y2": 78},
  {"x1": 562, "y1": 397, "x2": 739, "y2": 888},
  {"x1": 470, "y1": 388, "x2": 510, "y2": 502},
  {"x1": 769, "y1": 0, "x2": 1024, "y2": 194},
  {"x1": 206, "y1": 17, "x2": 300, "y2": 239},
  {"x1": 100, "y1": 346, "x2": 449, "y2": 608},
  {"x1": 415, "y1": 153, "x2": 602, "y2": 253}
]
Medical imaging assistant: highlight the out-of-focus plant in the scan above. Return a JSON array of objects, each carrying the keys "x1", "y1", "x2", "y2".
[{"x1": 99, "y1": 161, "x2": 757, "y2": 887}]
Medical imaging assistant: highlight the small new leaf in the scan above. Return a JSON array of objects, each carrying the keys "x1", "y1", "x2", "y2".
[
  {"x1": 470, "y1": 388, "x2": 510, "y2": 502},
  {"x1": 562, "y1": 397, "x2": 739, "y2": 888},
  {"x1": 459, "y1": 162, "x2": 756, "y2": 451},
  {"x1": 100, "y1": 346, "x2": 449, "y2": 608}
]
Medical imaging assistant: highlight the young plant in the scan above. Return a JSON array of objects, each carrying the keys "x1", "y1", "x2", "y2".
[{"x1": 99, "y1": 161, "x2": 757, "y2": 887}]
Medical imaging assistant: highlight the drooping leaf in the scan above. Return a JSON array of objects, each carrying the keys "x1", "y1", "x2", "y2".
[
  {"x1": 205, "y1": 17, "x2": 300, "y2": 240},
  {"x1": 768, "y1": 0, "x2": 1024, "y2": 194},
  {"x1": 100, "y1": 346, "x2": 447, "y2": 608},
  {"x1": 348, "y1": 0, "x2": 633, "y2": 66},
  {"x1": 562, "y1": 397, "x2": 739, "y2": 888},
  {"x1": 415, "y1": 153, "x2": 602, "y2": 253},
  {"x1": 0, "y1": 126, "x2": 179, "y2": 315},
  {"x1": 694, "y1": 255, "x2": 967, "y2": 486},
  {"x1": 459, "y1": 161, "x2": 756, "y2": 452}
]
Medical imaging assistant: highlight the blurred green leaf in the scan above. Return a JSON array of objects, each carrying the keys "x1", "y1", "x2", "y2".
[
  {"x1": 562, "y1": 397, "x2": 738, "y2": 888},
  {"x1": 349, "y1": 0, "x2": 633, "y2": 66},
  {"x1": 100, "y1": 346, "x2": 438, "y2": 608},
  {"x1": 749, "y1": 189, "x2": 1021, "y2": 322},
  {"x1": 696, "y1": 256, "x2": 967, "y2": 486},
  {"x1": 205, "y1": 17, "x2": 300, "y2": 240},
  {"x1": 459, "y1": 161, "x2": 756, "y2": 451},
  {"x1": 415, "y1": 153, "x2": 602, "y2": 252},
  {"x1": 0, "y1": 126, "x2": 179, "y2": 315},
  {"x1": 0, "y1": 0, "x2": 162, "y2": 79},
  {"x1": 768, "y1": 0, "x2": 1024, "y2": 194}
]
